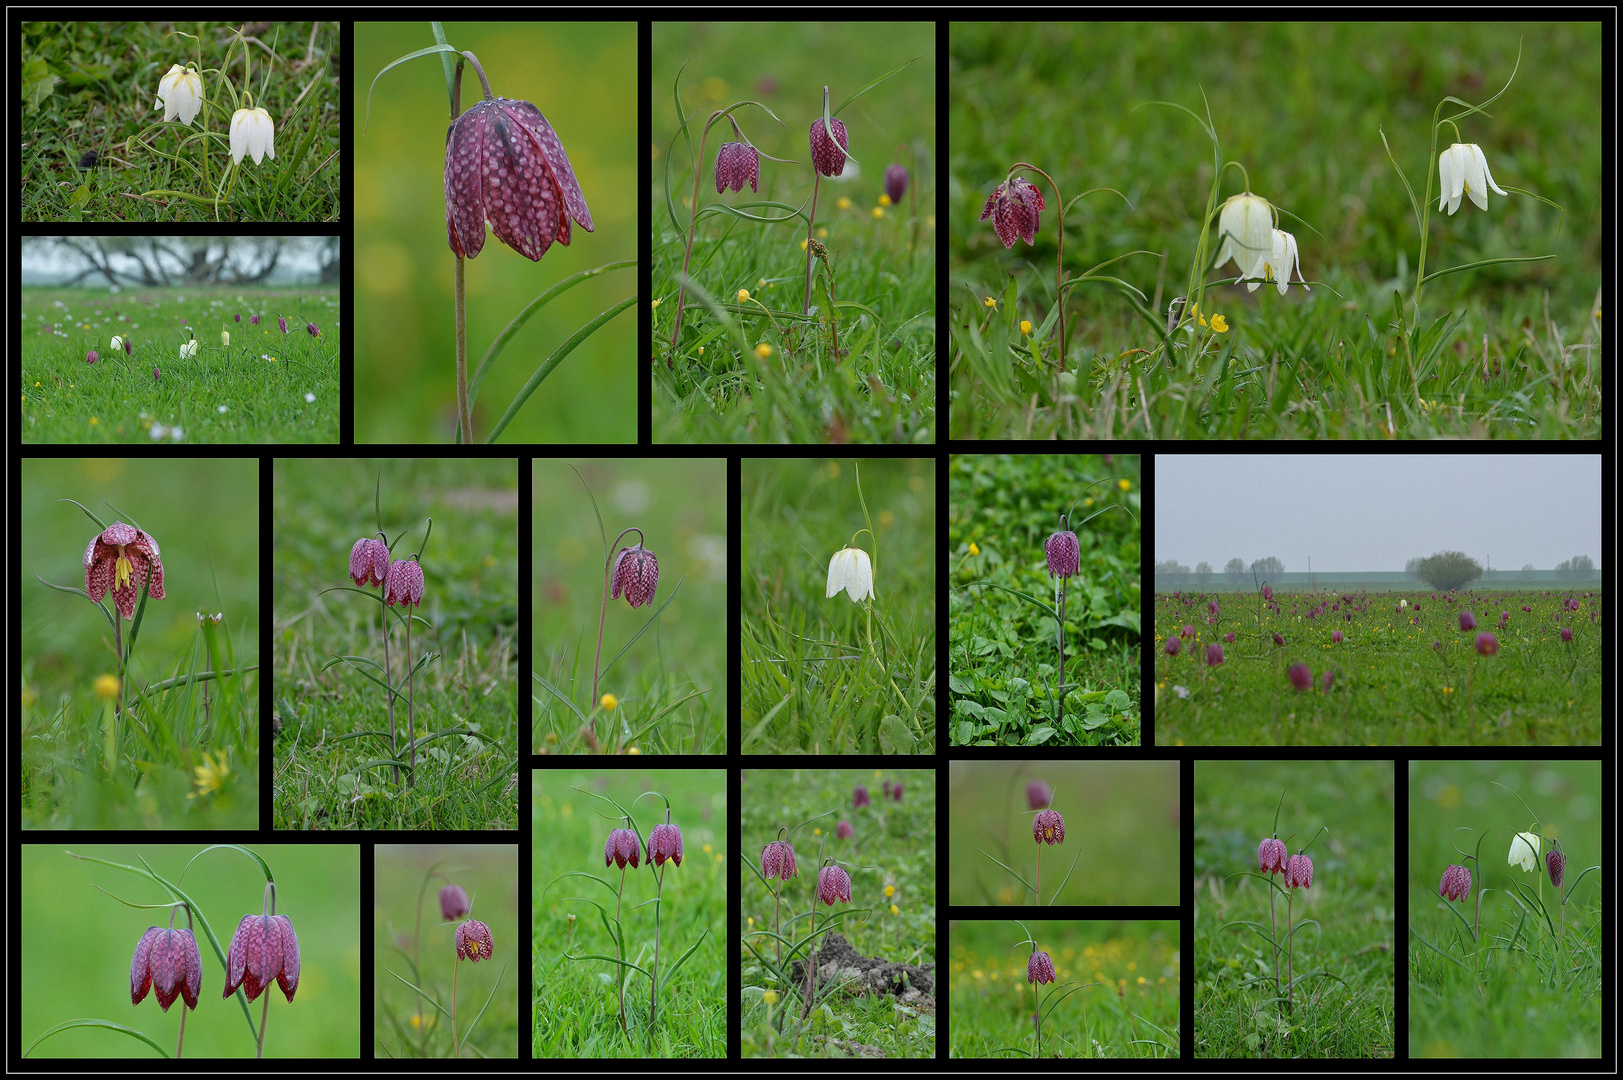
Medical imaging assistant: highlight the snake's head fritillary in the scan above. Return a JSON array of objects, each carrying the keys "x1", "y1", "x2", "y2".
[
  {"x1": 223, "y1": 912, "x2": 300, "y2": 1003},
  {"x1": 131, "y1": 925, "x2": 202, "y2": 1011},
  {"x1": 456, "y1": 919, "x2": 493, "y2": 963}
]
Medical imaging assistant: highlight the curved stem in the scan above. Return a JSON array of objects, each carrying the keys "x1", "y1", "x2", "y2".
[
  {"x1": 593, "y1": 527, "x2": 646, "y2": 717},
  {"x1": 1009, "y1": 162, "x2": 1068, "y2": 373}
]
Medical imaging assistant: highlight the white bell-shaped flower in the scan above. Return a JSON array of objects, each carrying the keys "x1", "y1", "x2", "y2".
[
  {"x1": 230, "y1": 106, "x2": 276, "y2": 165},
  {"x1": 1211, "y1": 192, "x2": 1274, "y2": 275},
  {"x1": 825, "y1": 547, "x2": 874, "y2": 603},
  {"x1": 221, "y1": 330, "x2": 230, "y2": 347},
  {"x1": 1438, "y1": 143, "x2": 1508, "y2": 215},
  {"x1": 1508, "y1": 831, "x2": 1540, "y2": 872},
  {"x1": 180, "y1": 339, "x2": 199, "y2": 359},
  {"x1": 1244, "y1": 228, "x2": 1311, "y2": 295},
  {"x1": 154, "y1": 64, "x2": 203, "y2": 126}
]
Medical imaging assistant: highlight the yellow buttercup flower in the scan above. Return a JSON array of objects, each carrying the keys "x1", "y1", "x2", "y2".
[
  {"x1": 1020, "y1": 320, "x2": 1032, "y2": 335},
  {"x1": 1210, "y1": 314, "x2": 1228, "y2": 332},
  {"x1": 93, "y1": 673, "x2": 121, "y2": 699}
]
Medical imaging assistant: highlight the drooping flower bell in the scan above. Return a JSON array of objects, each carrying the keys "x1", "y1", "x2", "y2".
[
  {"x1": 221, "y1": 330, "x2": 230, "y2": 347},
  {"x1": 1508, "y1": 832, "x2": 1540, "y2": 872},
  {"x1": 1258, "y1": 837, "x2": 1288, "y2": 875},
  {"x1": 1459, "y1": 609, "x2": 1477, "y2": 631},
  {"x1": 278, "y1": 316, "x2": 289, "y2": 334},
  {"x1": 444, "y1": 59, "x2": 594, "y2": 262},
  {"x1": 1212, "y1": 192, "x2": 1273, "y2": 276},
  {"x1": 605, "y1": 827, "x2": 641, "y2": 869},
  {"x1": 853, "y1": 784, "x2": 870, "y2": 808},
  {"x1": 610, "y1": 542, "x2": 659, "y2": 608},
  {"x1": 760, "y1": 838, "x2": 798, "y2": 881},
  {"x1": 223, "y1": 911, "x2": 300, "y2": 1003},
  {"x1": 1287, "y1": 662, "x2": 1312, "y2": 692},
  {"x1": 180, "y1": 339, "x2": 198, "y2": 359},
  {"x1": 1438, "y1": 863, "x2": 1471, "y2": 902},
  {"x1": 1045, "y1": 529, "x2": 1080, "y2": 579},
  {"x1": 1546, "y1": 846, "x2": 1566, "y2": 889},
  {"x1": 1027, "y1": 780, "x2": 1052, "y2": 810},
  {"x1": 384, "y1": 557, "x2": 425, "y2": 609},
  {"x1": 1284, "y1": 853, "x2": 1313, "y2": 890},
  {"x1": 835, "y1": 820, "x2": 853, "y2": 840},
  {"x1": 348, "y1": 536, "x2": 390, "y2": 588},
  {"x1": 1475, "y1": 632, "x2": 1499, "y2": 656},
  {"x1": 1033, "y1": 809, "x2": 1065, "y2": 845},
  {"x1": 1244, "y1": 228, "x2": 1311, "y2": 295},
  {"x1": 85, "y1": 349, "x2": 99, "y2": 365},
  {"x1": 884, "y1": 162, "x2": 908, "y2": 205},
  {"x1": 809, "y1": 115, "x2": 849, "y2": 178},
  {"x1": 110, "y1": 335, "x2": 125, "y2": 353},
  {"x1": 154, "y1": 64, "x2": 203, "y2": 126},
  {"x1": 455, "y1": 919, "x2": 493, "y2": 963},
  {"x1": 1027, "y1": 949, "x2": 1056, "y2": 985},
  {"x1": 648, "y1": 822, "x2": 684, "y2": 868},
  {"x1": 306, "y1": 322, "x2": 320, "y2": 338},
  {"x1": 825, "y1": 546, "x2": 874, "y2": 603},
  {"x1": 131, "y1": 925, "x2": 203, "y2": 1011},
  {"x1": 980, "y1": 176, "x2": 1045, "y2": 249},
  {"x1": 816, "y1": 864, "x2": 852, "y2": 905},
  {"x1": 85, "y1": 521, "x2": 166, "y2": 620},
  {"x1": 439, "y1": 884, "x2": 470, "y2": 920},
  {"x1": 715, "y1": 140, "x2": 760, "y2": 194},
  {"x1": 1438, "y1": 143, "x2": 1508, "y2": 215},
  {"x1": 229, "y1": 105, "x2": 276, "y2": 165}
]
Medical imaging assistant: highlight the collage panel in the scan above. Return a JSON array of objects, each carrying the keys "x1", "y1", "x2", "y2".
[
  {"x1": 19, "y1": 842, "x2": 359, "y2": 1058},
  {"x1": 530, "y1": 457, "x2": 728, "y2": 756},
  {"x1": 740, "y1": 457, "x2": 936, "y2": 754},
  {"x1": 1193, "y1": 760, "x2": 1395, "y2": 1059},
  {"x1": 272, "y1": 457, "x2": 519, "y2": 830},
  {"x1": 531, "y1": 768, "x2": 728, "y2": 1058},
  {"x1": 740, "y1": 767, "x2": 936, "y2": 1058}
]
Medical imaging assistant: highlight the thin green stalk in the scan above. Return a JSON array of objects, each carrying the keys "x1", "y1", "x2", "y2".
[
  {"x1": 1007, "y1": 161, "x2": 1068, "y2": 372},
  {"x1": 451, "y1": 956, "x2": 461, "y2": 1057},
  {"x1": 1033, "y1": 979, "x2": 1042, "y2": 1058},
  {"x1": 406, "y1": 612, "x2": 415, "y2": 786},
  {"x1": 615, "y1": 863, "x2": 627, "y2": 1031},
  {"x1": 256, "y1": 991, "x2": 269, "y2": 1059},
  {"x1": 648, "y1": 861, "x2": 665, "y2": 1052}
]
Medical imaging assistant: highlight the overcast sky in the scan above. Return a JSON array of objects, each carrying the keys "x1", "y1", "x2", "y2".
[{"x1": 1156, "y1": 455, "x2": 1603, "y2": 572}]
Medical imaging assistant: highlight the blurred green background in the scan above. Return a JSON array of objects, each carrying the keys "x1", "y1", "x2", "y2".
[
  {"x1": 23, "y1": 458, "x2": 261, "y2": 697},
  {"x1": 21, "y1": 843, "x2": 359, "y2": 1058},
  {"x1": 951, "y1": 22, "x2": 1601, "y2": 345},
  {"x1": 532, "y1": 458, "x2": 728, "y2": 751},
  {"x1": 374, "y1": 844, "x2": 518, "y2": 1058},
  {"x1": 355, "y1": 22, "x2": 637, "y2": 444},
  {"x1": 652, "y1": 20, "x2": 937, "y2": 227},
  {"x1": 949, "y1": 761, "x2": 1180, "y2": 905}
]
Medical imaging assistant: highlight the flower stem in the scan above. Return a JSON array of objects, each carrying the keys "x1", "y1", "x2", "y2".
[
  {"x1": 1056, "y1": 577, "x2": 1067, "y2": 721},
  {"x1": 455, "y1": 255, "x2": 471, "y2": 443},
  {"x1": 1033, "y1": 981, "x2": 1042, "y2": 1058},
  {"x1": 405, "y1": 613, "x2": 415, "y2": 786},
  {"x1": 648, "y1": 862, "x2": 665, "y2": 1052},
  {"x1": 384, "y1": 600, "x2": 396, "y2": 787},
  {"x1": 1036, "y1": 843, "x2": 1043, "y2": 907},
  {"x1": 451, "y1": 958, "x2": 461, "y2": 1057},
  {"x1": 256, "y1": 992, "x2": 269, "y2": 1059},
  {"x1": 802, "y1": 172, "x2": 823, "y2": 318},
  {"x1": 615, "y1": 865, "x2": 627, "y2": 1032},
  {"x1": 669, "y1": 112, "x2": 721, "y2": 363},
  {"x1": 175, "y1": 999, "x2": 187, "y2": 1058},
  {"x1": 1008, "y1": 162, "x2": 1068, "y2": 373},
  {"x1": 1285, "y1": 891, "x2": 1294, "y2": 1015}
]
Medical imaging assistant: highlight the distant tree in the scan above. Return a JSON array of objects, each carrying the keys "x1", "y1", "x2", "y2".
[
  {"x1": 1405, "y1": 556, "x2": 1423, "y2": 580},
  {"x1": 1414, "y1": 550, "x2": 1483, "y2": 591},
  {"x1": 1224, "y1": 557, "x2": 1246, "y2": 583},
  {"x1": 1520, "y1": 562, "x2": 1537, "y2": 581},
  {"x1": 1155, "y1": 559, "x2": 1191, "y2": 587},
  {"x1": 1250, "y1": 556, "x2": 1284, "y2": 577},
  {"x1": 1195, "y1": 561, "x2": 1212, "y2": 586},
  {"x1": 1570, "y1": 554, "x2": 1595, "y2": 580}
]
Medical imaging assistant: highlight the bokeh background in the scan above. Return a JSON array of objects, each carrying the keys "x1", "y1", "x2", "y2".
[
  {"x1": 531, "y1": 458, "x2": 728, "y2": 753},
  {"x1": 948, "y1": 760, "x2": 1180, "y2": 905},
  {"x1": 20, "y1": 843, "x2": 359, "y2": 1058},
  {"x1": 355, "y1": 22, "x2": 637, "y2": 443},
  {"x1": 374, "y1": 844, "x2": 518, "y2": 1058},
  {"x1": 951, "y1": 22, "x2": 1601, "y2": 349}
]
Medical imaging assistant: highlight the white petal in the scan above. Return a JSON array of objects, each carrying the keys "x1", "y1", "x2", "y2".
[
  {"x1": 825, "y1": 550, "x2": 847, "y2": 598},
  {"x1": 1470, "y1": 143, "x2": 1507, "y2": 197},
  {"x1": 1439, "y1": 144, "x2": 1466, "y2": 215}
]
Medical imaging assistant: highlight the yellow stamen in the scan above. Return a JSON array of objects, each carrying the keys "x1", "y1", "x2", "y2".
[{"x1": 115, "y1": 553, "x2": 133, "y2": 590}]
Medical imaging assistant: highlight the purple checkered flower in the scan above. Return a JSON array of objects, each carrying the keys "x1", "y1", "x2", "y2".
[
  {"x1": 439, "y1": 884, "x2": 470, "y2": 921},
  {"x1": 648, "y1": 822, "x2": 684, "y2": 868},
  {"x1": 384, "y1": 557, "x2": 424, "y2": 609},
  {"x1": 980, "y1": 177, "x2": 1045, "y2": 249},
  {"x1": 610, "y1": 543, "x2": 659, "y2": 608},
  {"x1": 761, "y1": 839, "x2": 798, "y2": 881},
  {"x1": 1033, "y1": 809, "x2": 1065, "y2": 845},
  {"x1": 1027, "y1": 949, "x2": 1056, "y2": 985},
  {"x1": 1284, "y1": 853, "x2": 1313, "y2": 890},
  {"x1": 605, "y1": 827, "x2": 641, "y2": 870},
  {"x1": 1439, "y1": 863, "x2": 1471, "y2": 902},
  {"x1": 816, "y1": 864, "x2": 852, "y2": 905},
  {"x1": 884, "y1": 162, "x2": 908, "y2": 204},
  {"x1": 809, "y1": 115, "x2": 849, "y2": 178},
  {"x1": 349, "y1": 536, "x2": 389, "y2": 589},
  {"x1": 1258, "y1": 837, "x2": 1288, "y2": 875},
  {"x1": 1045, "y1": 529, "x2": 1079, "y2": 579},
  {"x1": 715, "y1": 141, "x2": 759, "y2": 194},
  {"x1": 131, "y1": 925, "x2": 202, "y2": 1012}
]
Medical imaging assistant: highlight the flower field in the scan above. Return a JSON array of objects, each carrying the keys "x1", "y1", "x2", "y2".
[{"x1": 1154, "y1": 588, "x2": 1602, "y2": 745}]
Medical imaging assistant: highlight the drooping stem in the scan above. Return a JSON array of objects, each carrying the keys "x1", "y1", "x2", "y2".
[
  {"x1": 592, "y1": 527, "x2": 645, "y2": 722},
  {"x1": 1008, "y1": 161, "x2": 1069, "y2": 373}
]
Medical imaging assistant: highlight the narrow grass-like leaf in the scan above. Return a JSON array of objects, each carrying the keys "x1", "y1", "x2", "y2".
[{"x1": 485, "y1": 296, "x2": 639, "y2": 442}]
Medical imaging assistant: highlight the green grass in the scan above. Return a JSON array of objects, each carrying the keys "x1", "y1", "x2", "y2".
[
  {"x1": 950, "y1": 21, "x2": 1602, "y2": 438},
  {"x1": 272, "y1": 458, "x2": 518, "y2": 830},
  {"x1": 741, "y1": 458, "x2": 935, "y2": 753},
  {"x1": 21, "y1": 843, "x2": 360, "y2": 1058},
  {"x1": 949, "y1": 454, "x2": 1140, "y2": 747},
  {"x1": 374, "y1": 845, "x2": 519, "y2": 1058},
  {"x1": 1195, "y1": 761, "x2": 1395, "y2": 1059},
  {"x1": 1154, "y1": 588, "x2": 1602, "y2": 745},
  {"x1": 532, "y1": 770, "x2": 727, "y2": 1058},
  {"x1": 21, "y1": 21, "x2": 338, "y2": 221},
  {"x1": 1407, "y1": 760, "x2": 1602, "y2": 1057},
  {"x1": 355, "y1": 22, "x2": 638, "y2": 444},
  {"x1": 740, "y1": 768, "x2": 936, "y2": 1058},
  {"x1": 949, "y1": 920, "x2": 1180, "y2": 1059},
  {"x1": 530, "y1": 458, "x2": 726, "y2": 755},
  {"x1": 652, "y1": 22, "x2": 937, "y2": 443},
  {"x1": 949, "y1": 762, "x2": 1179, "y2": 907},
  {"x1": 21, "y1": 458, "x2": 260, "y2": 830},
  {"x1": 21, "y1": 286, "x2": 339, "y2": 443}
]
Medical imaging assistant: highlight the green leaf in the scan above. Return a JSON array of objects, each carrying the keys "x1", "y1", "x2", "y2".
[
  {"x1": 878, "y1": 714, "x2": 914, "y2": 754},
  {"x1": 364, "y1": 42, "x2": 461, "y2": 134},
  {"x1": 25, "y1": 1018, "x2": 168, "y2": 1059},
  {"x1": 485, "y1": 296, "x2": 638, "y2": 442},
  {"x1": 1025, "y1": 725, "x2": 1056, "y2": 745}
]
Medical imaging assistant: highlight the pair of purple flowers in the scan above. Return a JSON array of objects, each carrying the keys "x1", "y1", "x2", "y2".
[
  {"x1": 1258, "y1": 836, "x2": 1314, "y2": 891},
  {"x1": 759, "y1": 836, "x2": 851, "y2": 905},
  {"x1": 131, "y1": 910, "x2": 299, "y2": 1013},
  {"x1": 438, "y1": 883, "x2": 494, "y2": 964},
  {"x1": 605, "y1": 822, "x2": 685, "y2": 870},
  {"x1": 715, "y1": 116, "x2": 910, "y2": 203},
  {"x1": 349, "y1": 535, "x2": 425, "y2": 609}
]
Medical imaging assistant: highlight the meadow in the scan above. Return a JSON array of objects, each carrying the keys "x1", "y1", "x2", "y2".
[
  {"x1": 950, "y1": 22, "x2": 1601, "y2": 439},
  {"x1": 532, "y1": 770, "x2": 727, "y2": 1058},
  {"x1": 948, "y1": 761, "x2": 1179, "y2": 907},
  {"x1": 374, "y1": 844, "x2": 518, "y2": 1058},
  {"x1": 739, "y1": 768, "x2": 935, "y2": 1059},
  {"x1": 21, "y1": 458, "x2": 260, "y2": 830},
  {"x1": 531, "y1": 459, "x2": 727, "y2": 756},
  {"x1": 948, "y1": 920, "x2": 1180, "y2": 1059},
  {"x1": 272, "y1": 458, "x2": 518, "y2": 830},
  {"x1": 652, "y1": 22, "x2": 937, "y2": 443},
  {"x1": 20, "y1": 21, "x2": 339, "y2": 222},
  {"x1": 1194, "y1": 760, "x2": 1395, "y2": 1058},
  {"x1": 740, "y1": 458, "x2": 936, "y2": 754},
  {"x1": 21, "y1": 286, "x2": 339, "y2": 443},
  {"x1": 1407, "y1": 759, "x2": 1602, "y2": 1058},
  {"x1": 948, "y1": 454, "x2": 1140, "y2": 747},
  {"x1": 1154, "y1": 587, "x2": 1602, "y2": 745}
]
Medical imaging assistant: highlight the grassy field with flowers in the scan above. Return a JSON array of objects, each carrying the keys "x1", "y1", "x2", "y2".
[
  {"x1": 652, "y1": 22, "x2": 937, "y2": 443},
  {"x1": 1154, "y1": 588, "x2": 1602, "y2": 745},
  {"x1": 949, "y1": 920, "x2": 1180, "y2": 1059},
  {"x1": 740, "y1": 768, "x2": 935, "y2": 1058},
  {"x1": 950, "y1": 22, "x2": 1601, "y2": 439},
  {"x1": 948, "y1": 455, "x2": 1140, "y2": 747},
  {"x1": 20, "y1": 287, "x2": 339, "y2": 443},
  {"x1": 1407, "y1": 759, "x2": 1603, "y2": 1058},
  {"x1": 1195, "y1": 760, "x2": 1395, "y2": 1058}
]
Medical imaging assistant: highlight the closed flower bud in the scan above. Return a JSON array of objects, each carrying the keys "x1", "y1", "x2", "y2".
[
  {"x1": 1027, "y1": 780, "x2": 1052, "y2": 810},
  {"x1": 1045, "y1": 530, "x2": 1080, "y2": 579},
  {"x1": 85, "y1": 349, "x2": 99, "y2": 365},
  {"x1": 1546, "y1": 848, "x2": 1565, "y2": 889},
  {"x1": 1287, "y1": 663, "x2": 1312, "y2": 692},
  {"x1": 884, "y1": 162, "x2": 908, "y2": 204},
  {"x1": 835, "y1": 820, "x2": 853, "y2": 840},
  {"x1": 1459, "y1": 609, "x2": 1477, "y2": 631},
  {"x1": 853, "y1": 784, "x2": 870, "y2": 808}
]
